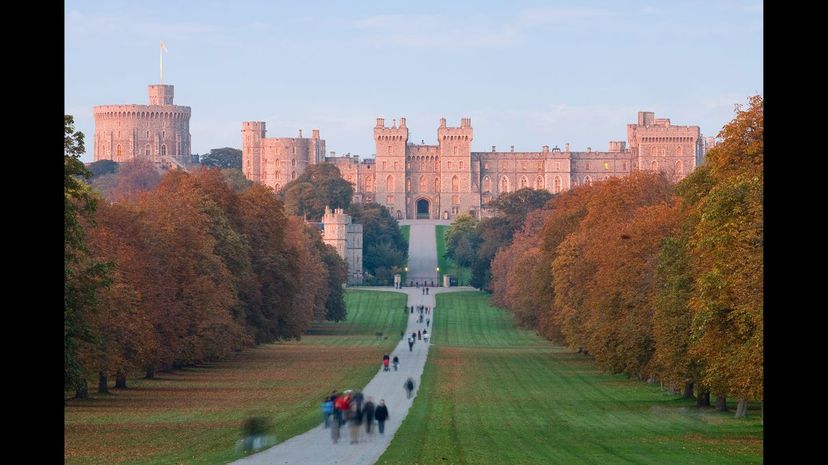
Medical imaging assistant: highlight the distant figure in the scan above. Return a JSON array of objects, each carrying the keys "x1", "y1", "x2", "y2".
[
  {"x1": 348, "y1": 403, "x2": 362, "y2": 444},
  {"x1": 404, "y1": 378, "x2": 415, "y2": 399},
  {"x1": 363, "y1": 397, "x2": 376, "y2": 434},
  {"x1": 423, "y1": 329, "x2": 429, "y2": 342},
  {"x1": 412, "y1": 331, "x2": 416, "y2": 340},
  {"x1": 426, "y1": 318, "x2": 430, "y2": 327},
  {"x1": 426, "y1": 287, "x2": 429, "y2": 295},
  {"x1": 408, "y1": 337, "x2": 414, "y2": 352},
  {"x1": 383, "y1": 354, "x2": 390, "y2": 372},
  {"x1": 392, "y1": 355, "x2": 400, "y2": 371},
  {"x1": 353, "y1": 391, "x2": 364, "y2": 411},
  {"x1": 374, "y1": 399, "x2": 389, "y2": 434},
  {"x1": 410, "y1": 306, "x2": 414, "y2": 314},
  {"x1": 418, "y1": 330, "x2": 421, "y2": 340},
  {"x1": 330, "y1": 409, "x2": 341, "y2": 443},
  {"x1": 321, "y1": 397, "x2": 333, "y2": 428}
]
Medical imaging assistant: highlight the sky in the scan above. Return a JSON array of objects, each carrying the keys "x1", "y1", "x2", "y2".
[{"x1": 65, "y1": 0, "x2": 763, "y2": 163}]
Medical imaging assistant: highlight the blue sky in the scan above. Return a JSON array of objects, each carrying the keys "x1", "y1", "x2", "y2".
[{"x1": 65, "y1": 0, "x2": 762, "y2": 163}]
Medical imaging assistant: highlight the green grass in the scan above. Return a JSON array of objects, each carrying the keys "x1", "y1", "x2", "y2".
[
  {"x1": 65, "y1": 290, "x2": 408, "y2": 465},
  {"x1": 377, "y1": 291, "x2": 763, "y2": 465},
  {"x1": 435, "y1": 225, "x2": 472, "y2": 285}
]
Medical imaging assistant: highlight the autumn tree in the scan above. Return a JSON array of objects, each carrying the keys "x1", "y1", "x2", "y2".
[
  {"x1": 347, "y1": 202, "x2": 407, "y2": 285},
  {"x1": 282, "y1": 164, "x2": 354, "y2": 220}
]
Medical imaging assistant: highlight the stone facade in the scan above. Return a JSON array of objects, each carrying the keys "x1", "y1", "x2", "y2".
[
  {"x1": 244, "y1": 111, "x2": 702, "y2": 220},
  {"x1": 93, "y1": 84, "x2": 192, "y2": 170},
  {"x1": 322, "y1": 207, "x2": 364, "y2": 285}
]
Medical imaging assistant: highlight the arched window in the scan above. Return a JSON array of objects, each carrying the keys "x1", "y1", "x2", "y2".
[
  {"x1": 675, "y1": 160, "x2": 684, "y2": 176},
  {"x1": 366, "y1": 176, "x2": 374, "y2": 192},
  {"x1": 145, "y1": 144, "x2": 151, "y2": 156},
  {"x1": 274, "y1": 183, "x2": 281, "y2": 191},
  {"x1": 452, "y1": 175, "x2": 459, "y2": 192},
  {"x1": 676, "y1": 145, "x2": 683, "y2": 157},
  {"x1": 535, "y1": 176, "x2": 544, "y2": 190},
  {"x1": 434, "y1": 177, "x2": 440, "y2": 192},
  {"x1": 406, "y1": 178, "x2": 411, "y2": 192},
  {"x1": 651, "y1": 160, "x2": 658, "y2": 171},
  {"x1": 553, "y1": 176, "x2": 561, "y2": 193},
  {"x1": 116, "y1": 145, "x2": 122, "y2": 157},
  {"x1": 160, "y1": 144, "x2": 167, "y2": 156},
  {"x1": 483, "y1": 176, "x2": 491, "y2": 192},
  {"x1": 572, "y1": 178, "x2": 578, "y2": 187},
  {"x1": 520, "y1": 176, "x2": 528, "y2": 189},
  {"x1": 292, "y1": 171, "x2": 296, "y2": 179},
  {"x1": 500, "y1": 176, "x2": 510, "y2": 193},
  {"x1": 420, "y1": 175, "x2": 427, "y2": 192},
  {"x1": 584, "y1": 175, "x2": 592, "y2": 186},
  {"x1": 292, "y1": 159, "x2": 296, "y2": 166},
  {"x1": 386, "y1": 175, "x2": 394, "y2": 192}
]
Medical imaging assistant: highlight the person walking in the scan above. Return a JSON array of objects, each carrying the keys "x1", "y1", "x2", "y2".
[
  {"x1": 363, "y1": 397, "x2": 376, "y2": 434},
  {"x1": 404, "y1": 378, "x2": 415, "y2": 399},
  {"x1": 392, "y1": 355, "x2": 400, "y2": 371},
  {"x1": 321, "y1": 397, "x2": 333, "y2": 428},
  {"x1": 408, "y1": 336, "x2": 414, "y2": 352},
  {"x1": 374, "y1": 399, "x2": 389, "y2": 434},
  {"x1": 348, "y1": 402, "x2": 362, "y2": 444},
  {"x1": 383, "y1": 354, "x2": 390, "y2": 372},
  {"x1": 418, "y1": 330, "x2": 421, "y2": 340},
  {"x1": 426, "y1": 318, "x2": 430, "y2": 327}
]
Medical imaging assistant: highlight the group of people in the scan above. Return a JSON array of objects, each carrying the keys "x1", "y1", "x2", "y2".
[
  {"x1": 322, "y1": 390, "x2": 390, "y2": 444},
  {"x1": 409, "y1": 280, "x2": 435, "y2": 287},
  {"x1": 382, "y1": 354, "x2": 400, "y2": 371}
]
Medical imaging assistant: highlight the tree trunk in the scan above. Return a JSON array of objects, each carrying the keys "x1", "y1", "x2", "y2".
[
  {"x1": 98, "y1": 371, "x2": 109, "y2": 394},
  {"x1": 683, "y1": 381, "x2": 694, "y2": 399},
  {"x1": 145, "y1": 367, "x2": 155, "y2": 379},
  {"x1": 697, "y1": 388, "x2": 710, "y2": 407},
  {"x1": 115, "y1": 370, "x2": 127, "y2": 389},
  {"x1": 74, "y1": 380, "x2": 89, "y2": 399},
  {"x1": 668, "y1": 384, "x2": 678, "y2": 395},
  {"x1": 735, "y1": 399, "x2": 748, "y2": 418},
  {"x1": 716, "y1": 395, "x2": 727, "y2": 412}
]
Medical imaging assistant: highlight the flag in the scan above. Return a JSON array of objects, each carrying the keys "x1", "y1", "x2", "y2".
[{"x1": 160, "y1": 41, "x2": 168, "y2": 53}]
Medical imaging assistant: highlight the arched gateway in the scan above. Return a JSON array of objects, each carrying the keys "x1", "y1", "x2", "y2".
[{"x1": 416, "y1": 198, "x2": 430, "y2": 219}]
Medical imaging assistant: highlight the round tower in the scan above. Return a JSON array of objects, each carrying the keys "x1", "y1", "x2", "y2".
[{"x1": 148, "y1": 84, "x2": 174, "y2": 105}]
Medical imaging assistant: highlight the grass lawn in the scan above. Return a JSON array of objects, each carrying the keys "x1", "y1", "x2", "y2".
[
  {"x1": 377, "y1": 291, "x2": 763, "y2": 465},
  {"x1": 435, "y1": 225, "x2": 472, "y2": 285},
  {"x1": 64, "y1": 290, "x2": 408, "y2": 465}
]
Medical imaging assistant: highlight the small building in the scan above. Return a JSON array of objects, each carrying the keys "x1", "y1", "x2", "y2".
[{"x1": 322, "y1": 207, "x2": 363, "y2": 285}]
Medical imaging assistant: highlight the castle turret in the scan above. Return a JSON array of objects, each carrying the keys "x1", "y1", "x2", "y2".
[
  {"x1": 242, "y1": 121, "x2": 266, "y2": 182},
  {"x1": 148, "y1": 84, "x2": 174, "y2": 105},
  {"x1": 374, "y1": 116, "x2": 409, "y2": 219},
  {"x1": 437, "y1": 117, "x2": 473, "y2": 220}
]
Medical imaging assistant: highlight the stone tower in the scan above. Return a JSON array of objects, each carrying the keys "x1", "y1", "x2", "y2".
[
  {"x1": 437, "y1": 117, "x2": 473, "y2": 220},
  {"x1": 627, "y1": 111, "x2": 700, "y2": 181},
  {"x1": 322, "y1": 207, "x2": 363, "y2": 285},
  {"x1": 241, "y1": 121, "x2": 266, "y2": 183},
  {"x1": 93, "y1": 84, "x2": 191, "y2": 169},
  {"x1": 241, "y1": 122, "x2": 326, "y2": 191},
  {"x1": 373, "y1": 117, "x2": 408, "y2": 219}
]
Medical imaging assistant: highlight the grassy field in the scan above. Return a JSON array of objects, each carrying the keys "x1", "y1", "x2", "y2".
[
  {"x1": 377, "y1": 291, "x2": 763, "y2": 465},
  {"x1": 64, "y1": 290, "x2": 408, "y2": 465},
  {"x1": 435, "y1": 225, "x2": 472, "y2": 285}
]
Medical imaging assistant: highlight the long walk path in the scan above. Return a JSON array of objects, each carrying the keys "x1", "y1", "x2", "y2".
[{"x1": 230, "y1": 223, "x2": 471, "y2": 465}]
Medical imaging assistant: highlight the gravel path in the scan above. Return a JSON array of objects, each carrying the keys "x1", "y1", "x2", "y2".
[{"x1": 229, "y1": 222, "x2": 472, "y2": 465}]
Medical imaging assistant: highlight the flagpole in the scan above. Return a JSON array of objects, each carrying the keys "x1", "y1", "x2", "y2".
[{"x1": 160, "y1": 42, "x2": 164, "y2": 83}]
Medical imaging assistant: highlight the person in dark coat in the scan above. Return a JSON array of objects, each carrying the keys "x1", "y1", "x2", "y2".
[
  {"x1": 404, "y1": 378, "x2": 415, "y2": 399},
  {"x1": 418, "y1": 330, "x2": 421, "y2": 340},
  {"x1": 363, "y1": 397, "x2": 376, "y2": 434},
  {"x1": 374, "y1": 399, "x2": 389, "y2": 434},
  {"x1": 392, "y1": 355, "x2": 400, "y2": 371},
  {"x1": 408, "y1": 337, "x2": 414, "y2": 351}
]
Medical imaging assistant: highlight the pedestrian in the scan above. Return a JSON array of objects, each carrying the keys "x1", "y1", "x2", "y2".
[
  {"x1": 383, "y1": 354, "x2": 390, "y2": 372},
  {"x1": 335, "y1": 391, "x2": 351, "y2": 427},
  {"x1": 392, "y1": 355, "x2": 400, "y2": 371},
  {"x1": 363, "y1": 397, "x2": 376, "y2": 434},
  {"x1": 321, "y1": 396, "x2": 333, "y2": 428},
  {"x1": 374, "y1": 399, "x2": 389, "y2": 434},
  {"x1": 423, "y1": 329, "x2": 429, "y2": 342},
  {"x1": 348, "y1": 402, "x2": 362, "y2": 444},
  {"x1": 410, "y1": 306, "x2": 413, "y2": 314},
  {"x1": 412, "y1": 331, "x2": 416, "y2": 340},
  {"x1": 418, "y1": 330, "x2": 421, "y2": 340},
  {"x1": 408, "y1": 337, "x2": 414, "y2": 352},
  {"x1": 426, "y1": 318, "x2": 430, "y2": 327},
  {"x1": 353, "y1": 391, "x2": 364, "y2": 411},
  {"x1": 330, "y1": 409, "x2": 341, "y2": 443},
  {"x1": 404, "y1": 378, "x2": 415, "y2": 399}
]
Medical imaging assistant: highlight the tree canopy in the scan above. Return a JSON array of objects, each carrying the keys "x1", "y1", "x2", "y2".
[
  {"x1": 199, "y1": 147, "x2": 242, "y2": 169},
  {"x1": 281, "y1": 164, "x2": 354, "y2": 220}
]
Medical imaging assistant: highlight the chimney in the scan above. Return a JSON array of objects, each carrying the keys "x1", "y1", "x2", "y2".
[
  {"x1": 400, "y1": 117, "x2": 406, "y2": 128},
  {"x1": 312, "y1": 129, "x2": 320, "y2": 139},
  {"x1": 376, "y1": 118, "x2": 385, "y2": 128},
  {"x1": 298, "y1": 129, "x2": 303, "y2": 138},
  {"x1": 439, "y1": 117, "x2": 446, "y2": 128},
  {"x1": 542, "y1": 145, "x2": 549, "y2": 152},
  {"x1": 510, "y1": 145, "x2": 515, "y2": 152},
  {"x1": 492, "y1": 145, "x2": 496, "y2": 152},
  {"x1": 587, "y1": 147, "x2": 592, "y2": 153},
  {"x1": 565, "y1": 143, "x2": 570, "y2": 152}
]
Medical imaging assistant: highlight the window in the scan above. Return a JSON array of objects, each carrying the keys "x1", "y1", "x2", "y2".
[
  {"x1": 522, "y1": 161, "x2": 527, "y2": 170},
  {"x1": 452, "y1": 175, "x2": 459, "y2": 192},
  {"x1": 116, "y1": 145, "x2": 122, "y2": 157},
  {"x1": 553, "y1": 176, "x2": 561, "y2": 193},
  {"x1": 292, "y1": 171, "x2": 296, "y2": 179},
  {"x1": 434, "y1": 177, "x2": 440, "y2": 192},
  {"x1": 586, "y1": 161, "x2": 591, "y2": 170},
  {"x1": 406, "y1": 178, "x2": 411, "y2": 191},
  {"x1": 382, "y1": 161, "x2": 387, "y2": 170},
  {"x1": 535, "y1": 176, "x2": 544, "y2": 190},
  {"x1": 366, "y1": 176, "x2": 374, "y2": 192},
  {"x1": 160, "y1": 144, "x2": 167, "y2": 156},
  {"x1": 460, "y1": 161, "x2": 464, "y2": 169},
  {"x1": 500, "y1": 176, "x2": 509, "y2": 193},
  {"x1": 145, "y1": 144, "x2": 151, "y2": 156},
  {"x1": 484, "y1": 162, "x2": 490, "y2": 170},
  {"x1": 386, "y1": 175, "x2": 394, "y2": 192},
  {"x1": 453, "y1": 146, "x2": 458, "y2": 156},
  {"x1": 394, "y1": 161, "x2": 398, "y2": 170},
  {"x1": 452, "y1": 206, "x2": 459, "y2": 214},
  {"x1": 623, "y1": 161, "x2": 627, "y2": 171},
  {"x1": 675, "y1": 160, "x2": 684, "y2": 175},
  {"x1": 162, "y1": 130, "x2": 165, "y2": 138},
  {"x1": 584, "y1": 175, "x2": 592, "y2": 186},
  {"x1": 448, "y1": 161, "x2": 453, "y2": 169},
  {"x1": 520, "y1": 176, "x2": 528, "y2": 189},
  {"x1": 651, "y1": 160, "x2": 658, "y2": 171},
  {"x1": 483, "y1": 176, "x2": 491, "y2": 192},
  {"x1": 420, "y1": 175, "x2": 427, "y2": 192},
  {"x1": 452, "y1": 194, "x2": 460, "y2": 205},
  {"x1": 386, "y1": 195, "x2": 395, "y2": 204},
  {"x1": 555, "y1": 161, "x2": 560, "y2": 171},
  {"x1": 677, "y1": 146, "x2": 683, "y2": 157},
  {"x1": 292, "y1": 159, "x2": 296, "y2": 166},
  {"x1": 146, "y1": 131, "x2": 150, "y2": 138},
  {"x1": 604, "y1": 162, "x2": 609, "y2": 170}
]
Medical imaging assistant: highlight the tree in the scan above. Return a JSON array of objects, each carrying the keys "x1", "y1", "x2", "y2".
[
  {"x1": 347, "y1": 202, "x2": 407, "y2": 284},
  {"x1": 199, "y1": 147, "x2": 242, "y2": 169},
  {"x1": 445, "y1": 214, "x2": 479, "y2": 267},
  {"x1": 282, "y1": 164, "x2": 354, "y2": 220},
  {"x1": 87, "y1": 159, "x2": 118, "y2": 177},
  {"x1": 65, "y1": 115, "x2": 110, "y2": 395}
]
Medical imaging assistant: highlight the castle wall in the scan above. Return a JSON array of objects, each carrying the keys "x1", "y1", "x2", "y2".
[
  {"x1": 93, "y1": 84, "x2": 191, "y2": 167},
  {"x1": 241, "y1": 124, "x2": 325, "y2": 191}
]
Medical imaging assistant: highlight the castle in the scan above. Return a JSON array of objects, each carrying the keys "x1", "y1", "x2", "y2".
[
  {"x1": 321, "y1": 207, "x2": 363, "y2": 285},
  {"x1": 93, "y1": 84, "x2": 193, "y2": 170},
  {"x1": 243, "y1": 112, "x2": 706, "y2": 220}
]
